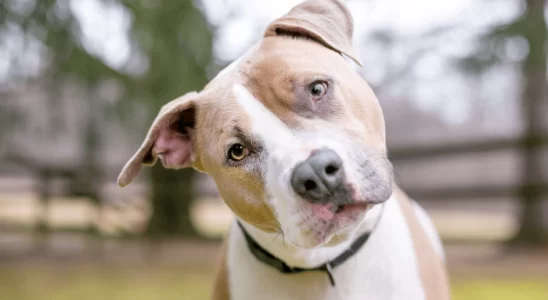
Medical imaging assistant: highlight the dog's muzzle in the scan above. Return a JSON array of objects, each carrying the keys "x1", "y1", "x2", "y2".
[{"x1": 290, "y1": 148, "x2": 350, "y2": 205}]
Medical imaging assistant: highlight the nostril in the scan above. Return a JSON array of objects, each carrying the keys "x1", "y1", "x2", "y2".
[
  {"x1": 325, "y1": 165, "x2": 338, "y2": 175},
  {"x1": 304, "y1": 180, "x2": 317, "y2": 191},
  {"x1": 290, "y1": 148, "x2": 345, "y2": 202}
]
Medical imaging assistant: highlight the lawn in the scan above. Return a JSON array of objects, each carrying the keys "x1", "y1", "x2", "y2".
[
  {"x1": 451, "y1": 277, "x2": 548, "y2": 300},
  {"x1": 1, "y1": 264, "x2": 546, "y2": 300}
]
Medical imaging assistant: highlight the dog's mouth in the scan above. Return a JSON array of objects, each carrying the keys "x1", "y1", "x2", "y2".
[
  {"x1": 298, "y1": 201, "x2": 371, "y2": 248},
  {"x1": 310, "y1": 201, "x2": 370, "y2": 222},
  {"x1": 333, "y1": 202, "x2": 370, "y2": 214}
]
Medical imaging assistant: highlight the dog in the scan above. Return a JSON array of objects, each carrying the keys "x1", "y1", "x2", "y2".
[{"x1": 117, "y1": 0, "x2": 450, "y2": 299}]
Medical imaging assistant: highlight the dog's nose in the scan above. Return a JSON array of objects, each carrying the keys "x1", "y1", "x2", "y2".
[{"x1": 291, "y1": 148, "x2": 344, "y2": 203}]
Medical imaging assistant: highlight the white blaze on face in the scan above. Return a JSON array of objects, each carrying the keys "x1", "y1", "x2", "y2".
[
  {"x1": 232, "y1": 84, "x2": 366, "y2": 249},
  {"x1": 232, "y1": 83, "x2": 313, "y2": 244},
  {"x1": 232, "y1": 83, "x2": 298, "y2": 150}
]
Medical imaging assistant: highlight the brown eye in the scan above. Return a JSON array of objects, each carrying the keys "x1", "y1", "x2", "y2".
[
  {"x1": 228, "y1": 144, "x2": 249, "y2": 161},
  {"x1": 309, "y1": 81, "x2": 327, "y2": 99}
]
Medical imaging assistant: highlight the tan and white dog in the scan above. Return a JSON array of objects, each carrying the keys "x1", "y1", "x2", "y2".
[{"x1": 117, "y1": 0, "x2": 450, "y2": 299}]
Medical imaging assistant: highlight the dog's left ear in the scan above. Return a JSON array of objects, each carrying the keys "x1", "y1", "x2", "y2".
[{"x1": 264, "y1": 0, "x2": 362, "y2": 66}]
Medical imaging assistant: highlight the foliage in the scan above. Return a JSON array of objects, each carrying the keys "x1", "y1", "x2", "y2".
[
  {"x1": 0, "y1": 0, "x2": 213, "y2": 236},
  {"x1": 450, "y1": 0, "x2": 548, "y2": 245}
]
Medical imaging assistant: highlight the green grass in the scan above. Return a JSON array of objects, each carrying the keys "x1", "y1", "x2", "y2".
[
  {"x1": 0, "y1": 264, "x2": 214, "y2": 300},
  {"x1": 452, "y1": 277, "x2": 548, "y2": 300},
  {"x1": 0, "y1": 265, "x2": 546, "y2": 300}
]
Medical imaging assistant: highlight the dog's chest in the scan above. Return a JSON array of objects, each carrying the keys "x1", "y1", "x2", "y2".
[{"x1": 226, "y1": 198, "x2": 426, "y2": 300}]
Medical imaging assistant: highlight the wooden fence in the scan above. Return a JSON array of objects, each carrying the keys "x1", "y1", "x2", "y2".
[{"x1": 389, "y1": 136, "x2": 548, "y2": 201}]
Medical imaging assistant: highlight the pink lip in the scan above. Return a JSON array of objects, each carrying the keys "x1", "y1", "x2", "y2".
[
  {"x1": 310, "y1": 204, "x2": 337, "y2": 220},
  {"x1": 336, "y1": 203, "x2": 370, "y2": 214},
  {"x1": 310, "y1": 202, "x2": 370, "y2": 221}
]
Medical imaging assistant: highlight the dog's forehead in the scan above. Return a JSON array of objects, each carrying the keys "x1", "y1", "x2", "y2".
[
  {"x1": 200, "y1": 37, "x2": 358, "y2": 149},
  {"x1": 203, "y1": 41, "x2": 297, "y2": 126}
]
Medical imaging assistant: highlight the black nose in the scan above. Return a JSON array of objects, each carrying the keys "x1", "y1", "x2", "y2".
[{"x1": 291, "y1": 148, "x2": 344, "y2": 203}]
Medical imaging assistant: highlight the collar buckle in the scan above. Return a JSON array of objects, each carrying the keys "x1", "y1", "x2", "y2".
[{"x1": 323, "y1": 263, "x2": 336, "y2": 286}]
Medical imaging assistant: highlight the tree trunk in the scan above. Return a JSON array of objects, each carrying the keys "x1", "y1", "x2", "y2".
[
  {"x1": 146, "y1": 166, "x2": 198, "y2": 237},
  {"x1": 131, "y1": 0, "x2": 212, "y2": 238},
  {"x1": 80, "y1": 86, "x2": 103, "y2": 235},
  {"x1": 512, "y1": 0, "x2": 548, "y2": 245}
]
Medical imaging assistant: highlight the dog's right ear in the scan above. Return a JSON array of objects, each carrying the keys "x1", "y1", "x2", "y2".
[{"x1": 117, "y1": 92, "x2": 199, "y2": 187}]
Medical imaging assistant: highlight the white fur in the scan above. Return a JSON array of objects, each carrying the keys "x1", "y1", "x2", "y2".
[
  {"x1": 232, "y1": 84, "x2": 389, "y2": 249},
  {"x1": 228, "y1": 80, "x2": 440, "y2": 299},
  {"x1": 228, "y1": 193, "x2": 427, "y2": 300},
  {"x1": 413, "y1": 201, "x2": 445, "y2": 260},
  {"x1": 232, "y1": 83, "x2": 298, "y2": 150},
  {"x1": 233, "y1": 83, "x2": 317, "y2": 248},
  {"x1": 238, "y1": 203, "x2": 384, "y2": 268}
]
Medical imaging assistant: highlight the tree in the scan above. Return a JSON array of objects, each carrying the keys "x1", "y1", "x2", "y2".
[
  {"x1": 466, "y1": 0, "x2": 548, "y2": 245},
  {"x1": 358, "y1": 2, "x2": 548, "y2": 246},
  {"x1": 122, "y1": 0, "x2": 212, "y2": 237},
  {"x1": 0, "y1": 0, "x2": 213, "y2": 237},
  {"x1": 450, "y1": 0, "x2": 548, "y2": 245},
  {"x1": 511, "y1": 0, "x2": 548, "y2": 245}
]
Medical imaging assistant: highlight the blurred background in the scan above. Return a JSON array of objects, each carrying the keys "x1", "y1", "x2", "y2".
[{"x1": 0, "y1": 0, "x2": 547, "y2": 299}]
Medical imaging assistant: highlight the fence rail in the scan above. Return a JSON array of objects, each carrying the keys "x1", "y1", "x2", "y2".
[
  {"x1": 389, "y1": 135, "x2": 548, "y2": 200},
  {"x1": 2, "y1": 136, "x2": 547, "y2": 201},
  {"x1": 389, "y1": 136, "x2": 548, "y2": 161},
  {"x1": 404, "y1": 184, "x2": 548, "y2": 200}
]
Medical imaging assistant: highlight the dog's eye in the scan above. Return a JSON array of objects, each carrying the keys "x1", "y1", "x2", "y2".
[
  {"x1": 228, "y1": 144, "x2": 249, "y2": 161},
  {"x1": 309, "y1": 81, "x2": 328, "y2": 99}
]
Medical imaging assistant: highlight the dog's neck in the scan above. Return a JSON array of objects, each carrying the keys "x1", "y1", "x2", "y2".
[{"x1": 237, "y1": 204, "x2": 384, "y2": 269}]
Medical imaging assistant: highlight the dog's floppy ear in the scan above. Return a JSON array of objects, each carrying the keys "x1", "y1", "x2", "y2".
[
  {"x1": 264, "y1": 0, "x2": 362, "y2": 66},
  {"x1": 117, "y1": 92, "x2": 199, "y2": 187}
]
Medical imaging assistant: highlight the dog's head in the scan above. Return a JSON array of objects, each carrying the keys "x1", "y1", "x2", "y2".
[{"x1": 118, "y1": 0, "x2": 393, "y2": 249}]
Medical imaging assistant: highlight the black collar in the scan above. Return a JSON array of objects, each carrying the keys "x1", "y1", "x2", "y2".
[{"x1": 237, "y1": 209, "x2": 382, "y2": 287}]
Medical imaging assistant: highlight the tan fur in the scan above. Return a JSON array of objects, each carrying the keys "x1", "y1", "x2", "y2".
[
  {"x1": 117, "y1": 1, "x2": 449, "y2": 298},
  {"x1": 264, "y1": 0, "x2": 362, "y2": 66},
  {"x1": 395, "y1": 188, "x2": 451, "y2": 300},
  {"x1": 117, "y1": 0, "x2": 382, "y2": 233},
  {"x1": 241, "y1": 37, "x2": 386, "y2": 152},
  {"x1": 118, "y1": 71, "x2": 280, "y2": 232},
  {"x1": 196, "y1": 86, "x2": 279, "y2": 232},
  {"x1": 117, "y1": 92, "x2": 199, "y2": 187},
  {"x1": 211, "y1": 231, "x2": 231, "y2": 300}
]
